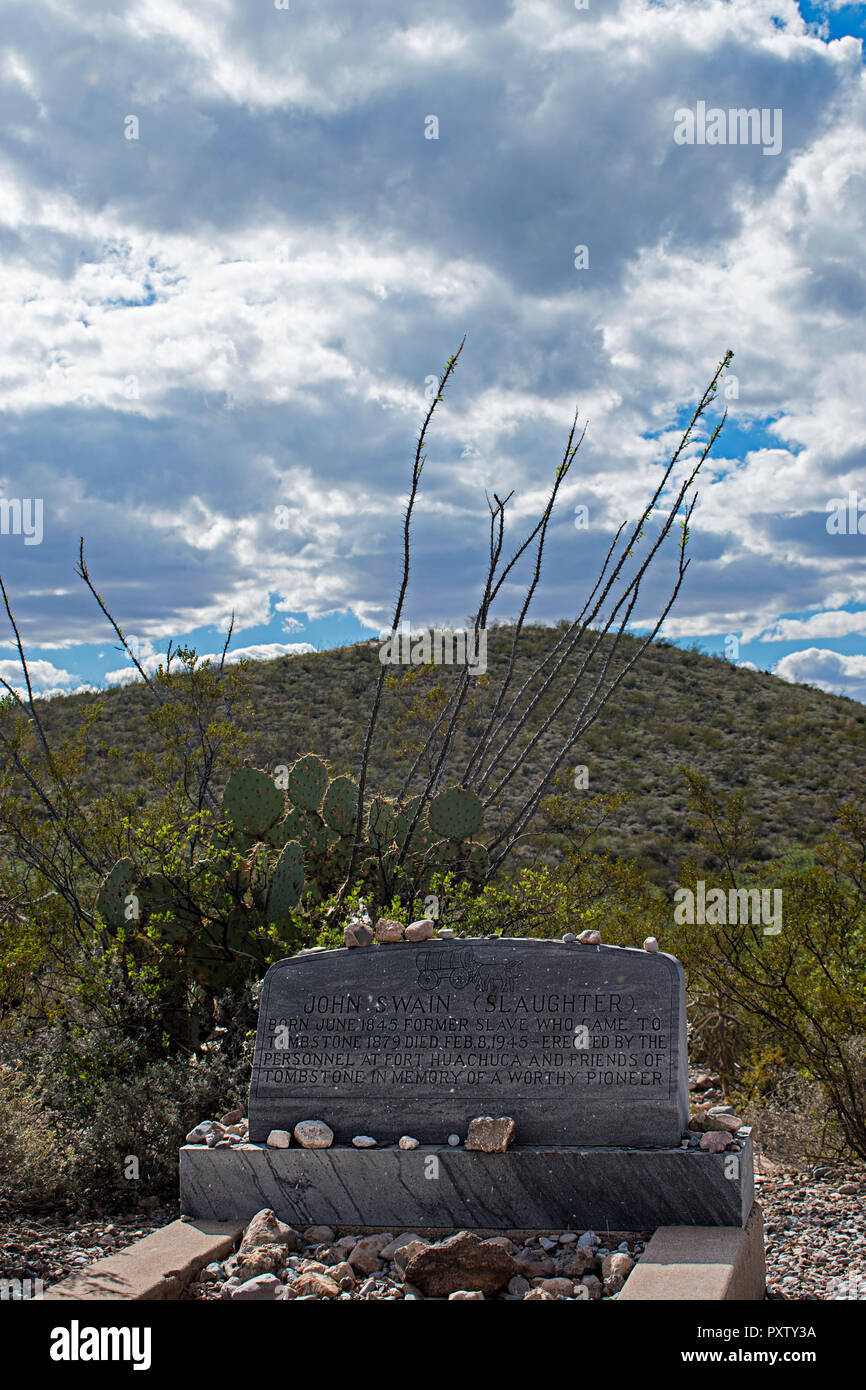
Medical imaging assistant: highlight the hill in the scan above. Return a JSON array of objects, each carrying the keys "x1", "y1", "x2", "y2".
[{"x1": 24, "y1": 623, "x2": 866, "y2": 883}]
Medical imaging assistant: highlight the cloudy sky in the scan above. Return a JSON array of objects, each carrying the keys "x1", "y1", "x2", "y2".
[{"x1": 1, "y1": 0, "x2": 866, "y2": 702}]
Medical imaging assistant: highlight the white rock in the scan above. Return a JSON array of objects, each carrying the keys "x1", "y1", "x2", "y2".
[
  {"x1": 294, "y1": 1119, "x2": 334, "y2": 1149},
  {"x1": 266, "y1": 1129, "x2": 292, "y2": 1148},
  {"x1": 398, "y1": 1136, "x2": 419, "y2": 1150},
  {"x1": 228, "y1": 1274, "x2": 284, "y2": 1300},
  {"x1": 352, "y1": 1135, "x2": 377, "y2": 1148},
  {"x1": 437, "y1": 928, "x2": 455, "y2": 938},
  {"x1": 578, "y1": 1230, "x2": 599, "y2": 1247},
  {"x1": 643, "y1": 936, "x2": 659, "y2": 952}
]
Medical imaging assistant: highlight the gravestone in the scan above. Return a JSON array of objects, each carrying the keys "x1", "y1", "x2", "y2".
[
  {"x1": 248, "y1": 938, "x2": 688, "y2": 1147},
  {"x1": 180, "y1": 937, "x2": 754, "y2": 1230}
]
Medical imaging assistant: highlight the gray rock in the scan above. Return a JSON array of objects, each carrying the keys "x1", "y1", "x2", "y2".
[{"x1": 228, "y1": 1273, "x2": 283, "y2": 1300}]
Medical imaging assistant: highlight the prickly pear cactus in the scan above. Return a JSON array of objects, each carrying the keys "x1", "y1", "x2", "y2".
[
  {"x1": 95, "y1": 857, "x2": 138, "y2": 930},
  {"x1": 287, "y1": 754, "x2": 329, "y2": 813},
  {"x1": 322, "y1": 775, "x2": 358, "y2": 836},
  {"x1": 368, "y1": 797, "x2": 398, "y2": 851},
  {"x1": 270, "y1": 807, "x2": 327, "y2": 855},
  {"x1": 428, "y1": 787, "x2": 484, "y2": 841},
  {"x1": 267, "y1": 840, "x2": 305, "y2": 922},
  {"x1": 222, "y1": 768, "x2": 284, "y2": 837}
]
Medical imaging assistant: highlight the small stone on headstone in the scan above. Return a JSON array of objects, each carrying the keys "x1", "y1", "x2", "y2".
[
  {"x1": 375, "y1": 918, "x2": 404, "y2": 943},
  {"x1": 352, "y1": 1135, "x2": 377, "y2": 1148},
  {"x1": 266, "y1": 1129, "x2": 292, "y2": 1149},
  {"x1": 344, "y1": 921, "x2": 374, "y2": 949},
  {"x1": 700, "y1": 1130, "x2": 733, "y2": 1153},
  {"x1": 643, "y1": 936, "x2": 659, "y2": 952},
  {"x1": 399, "y1": 1136, "x2": 419, "y2": 1149},
  {"x1": 294, "y1": 1119, "x2": 334, "y2": 1149},
  {"x1": 405, "y1": 918, "x2": 435, "y2": 942},
  {"x1": 447, "y1": 1133, "x2": 461, "y2": 1147},
  {"x1": 465, "y1": 1115, "x2": 516, "y2": 1153}
]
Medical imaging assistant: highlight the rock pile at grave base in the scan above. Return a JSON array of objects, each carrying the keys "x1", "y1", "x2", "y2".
[{"x1": 184, "y1": 1209, "x2": 646, "y2": 1301}]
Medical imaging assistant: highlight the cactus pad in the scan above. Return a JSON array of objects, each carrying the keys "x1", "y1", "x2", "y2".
[
  {"x1": 322, "y1": 775, "x2": 358, "y2": 836},
  {"x1": 95, "y1": 858, "x2": 138, "y2": 930},
  {"x1": 222, "y1": 768, "x2": 284, "y2": 837},
  {"x1": 267, "y1": 840, "x2": 305, "y2": 921},
  {"x1": 428, "y1": 787, "x2": 484, "y2": 841},
  {"x1": 287, "y1": 754, "x2": 329, "y2": 812}
]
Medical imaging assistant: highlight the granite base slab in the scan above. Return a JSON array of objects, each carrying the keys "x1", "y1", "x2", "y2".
[{"x1": 180, "y1": 1137, "x2": 753, "y2": 1230}]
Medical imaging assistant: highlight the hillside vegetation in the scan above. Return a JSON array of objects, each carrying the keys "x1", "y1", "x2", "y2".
[{"x1": 31, "y1": 622, "x2": 866, "y2": 881}]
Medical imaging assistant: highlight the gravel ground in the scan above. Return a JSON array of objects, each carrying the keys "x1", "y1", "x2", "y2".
[
  {"x1": 0, "y1": 1203, "x2": 172, "y2": 1293},
  {"x1": 757, "y1": 1164, "x2": 866, "y2": 1300}
]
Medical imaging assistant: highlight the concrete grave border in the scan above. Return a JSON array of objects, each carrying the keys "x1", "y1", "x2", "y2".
[{"x1": 41, "y1": 1218, "x2": 245, "y2": 1301}]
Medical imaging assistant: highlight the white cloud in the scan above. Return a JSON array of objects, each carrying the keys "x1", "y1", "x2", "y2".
[
  {"x1": 1, "y1": 0, "x2": 866, "y2": 695},
  {"x1": 774, "y1": 646, "x2": 866, "y2": 701},
  {"x1": 102, "y1": 640, "x2": 315, "y2": 686}
]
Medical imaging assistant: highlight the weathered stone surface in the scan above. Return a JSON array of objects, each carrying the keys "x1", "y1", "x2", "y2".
[
  {"x1": 602, "y1": 1251, "x2": 634, "y2": 1293},
  {"x1": 266, "y1": 1129, "x2": 291, "y2": 1148},
  {"x1": 393, "y1": 1239, "x2": 429, "y2": 1276},
  {"x1": 402, "y1": 1231, "x2": 515, "y2": 1296},
  {"x1": 293, "y1": 1270, "x2": 341, "y2": 1298},
  {"x1": 405, "y1": 918, "x2": 435, "y2": 942},
  {"x1": 249, "y1": 938, "x2": 688, "y2": 1146},
  {"x1": 240, "y1": 1208, "x2": 301, "y2": 1253},
  {"x1": 293, "y1": 1119, "x2": 333, "y2": 1149},
  {"x1": 348, "y1": 1233, "x2": 393, "y2": 1273},
  {"x1": 690, "y1": 1111, "x2": 742, "y2": 1134},
  {"x1": 344, "y1": 922, "x2": 374, "y2": 949},
  {"x1": 180, "y1": 1138, "x2": 754, "y2": 1229},
  {"x1": 465, "y1": 1116, "x2": 516, "y2": 1153},
  {"x1": 228, "y1": 1273, "x2": 283, "y2": 1300},
  {"x1": 375, "y1": 918, "x2": 404, "y2": 943},
  {"x1": 43, "y1": 1218, "x2": 246, "y2": 1301},
  {"x1": 236, "y1": 1243, "x2": 285, "y2": 1278},
  {"x1": 700, "y1": 1130, "x2": 735, "y2": 1153},
  {"x1": 556, "y1": 1244, "x2": 596, "y2": 1278}
]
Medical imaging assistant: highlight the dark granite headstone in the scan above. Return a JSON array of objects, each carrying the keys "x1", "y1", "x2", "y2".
[{"x1": 248, "y1": 938, "x2": 688, "y2": 1147}]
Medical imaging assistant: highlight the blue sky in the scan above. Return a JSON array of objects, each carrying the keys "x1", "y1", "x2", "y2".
[{"x1": 1, "y1": 0, "x2": 866, "y2": 700}]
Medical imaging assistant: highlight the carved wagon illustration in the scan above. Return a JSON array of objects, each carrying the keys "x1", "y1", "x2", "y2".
[
  {"x1": 416, "y1": 949, "x2": 521, "y2": 995},
  {"x1": 416, "y1": 948, "x2": 479, "y2": 991}
]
